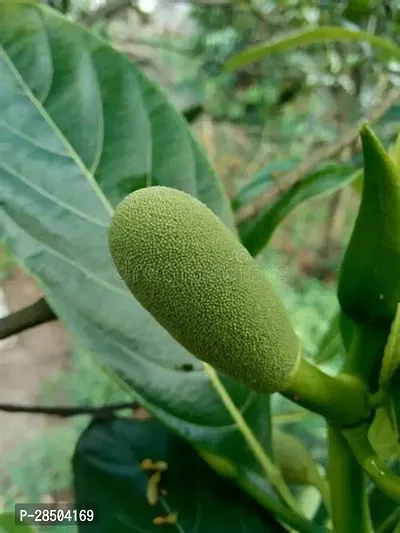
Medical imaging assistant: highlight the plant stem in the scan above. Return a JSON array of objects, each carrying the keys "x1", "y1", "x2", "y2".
[
  {"x1": 202, "y1": 363, "x2": 303, "y2": 515},
  {"x1": 376, "y1": 506, "x2": 400, "y2": 533},
  {"x1": 282, "y1": 358, "x2": 370, "y2": 425},
  {"x1": 0, "y1": 401, "x2": 138, "y2": 417},
  {"x1": 327, "y1": 425, "x2": 373, "y2": 533},
  {"x1": 237, "y1": 473, "x2": 327, "y2": 533},
  {"x1": 0, "y1": 297, "x2": 57, "y2": 339},
  {"x1": 343, "y1": 423, "x2": 400, "y2": 504}
]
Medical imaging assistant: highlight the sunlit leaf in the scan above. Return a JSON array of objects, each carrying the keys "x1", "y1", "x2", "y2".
[
  {"x1": 239, "y1": 164, "x2": 359, "y2": 256},
  {"x1": 225, "y1": 26, "x2": 400, "y2": 72}
]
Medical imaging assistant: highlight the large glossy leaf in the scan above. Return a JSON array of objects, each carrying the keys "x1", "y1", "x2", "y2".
[
  {"x1": 225, "y1": 26, "x2": 400, "y2": 71},
  {"x1": 0, "y1": 0, "x2": 277, "y2": 508},
  {"x1": 239, "y1": 164, "x2": 359, "y2": 256},
  {"x1": 73, "y1": 417, "x2": 287, "y2": 533}
]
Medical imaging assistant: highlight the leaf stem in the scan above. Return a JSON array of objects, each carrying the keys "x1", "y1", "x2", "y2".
[
  {"x1": 327, "y1": 425, "x2": 373, "y2": 533},
  {"x1": 202, "y1": 363, "x2": 303, "y2": 515},
  {"x1": 376, "y1": 506, "x2": 400, "y2": 533},
  {"x1": 237, "y1": 472, "x2": 327, "y2": 533},
  {"x1": 343, "y1": 423, "x2": 400, "y2": 504},
  {"x1": 282, "y1": 357, "x2": 370, "y2": 425},
  {"x1": 339, "y1": 327, "x2": 400, "y2": 504}
]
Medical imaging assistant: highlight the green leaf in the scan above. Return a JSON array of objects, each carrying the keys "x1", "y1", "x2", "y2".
[
  {"x1": 225, "y1": 26, "x2": 400, "y2": 72},
  {"x1": 314, "y1": 311, "x2": 344, "y2": 365},
  {"x1": 0, "y1": 1, "x2": 234, "y2": 223},
  {"x1": 351, "y1": 170, "x2": 364, "y2": 195},
  {"x1": 239, "y1": 164, "x2": 360, "y2": 256},
  {"x1": 231, "y1": 159, "x2": 298, "y2": 211},
  {"x1": 368, "y1": 406, "x2": 399, "y2": 461},
  {"x1": 73, "y1": 417, "x2": 287, "y2": 533},
  {"x1": 380, "y1": 304, "x2": 400, "y2": 389},
  {"x1": 0, "y1": 0, "x2": 275, "y2": 512},
  {"x1": 0, "y1": 513, "x2": 33, "y2": 533}
]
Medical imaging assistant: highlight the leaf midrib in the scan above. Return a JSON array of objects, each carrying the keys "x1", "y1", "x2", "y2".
[{"x1": 1, "y1": 43, "x2": 114, "y2": 217}]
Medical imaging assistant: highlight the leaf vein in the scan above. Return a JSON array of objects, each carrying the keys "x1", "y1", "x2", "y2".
[
  {"x1": 1, "y1": 46, "x2": 114, "y2": 217},
  {"x1": 0, "y1": 119, "x2": 69, "y2": 157},
  {"x1": 0, "y1": 161, "x2": 109, "y2": 228}
]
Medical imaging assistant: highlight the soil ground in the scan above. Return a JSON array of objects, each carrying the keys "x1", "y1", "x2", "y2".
[{"x1": 0, "y1": 269, "x2": 70, "y2": 461}]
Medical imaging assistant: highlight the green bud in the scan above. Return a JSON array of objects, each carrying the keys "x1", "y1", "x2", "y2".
[{"x1": 338, "y1": 124, "x2": 400, "y2": 330}]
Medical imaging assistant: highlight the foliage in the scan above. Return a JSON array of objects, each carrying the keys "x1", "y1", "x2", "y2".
[
  {"x1": 73, "y1": 417, "x2": 287, "y2": 533},
  {"x1": 0, "y1": 1, "x2": 400, "y2": 533},
  {"x1": 189, "y1": 0, "x2": 400, "y2": 124}
]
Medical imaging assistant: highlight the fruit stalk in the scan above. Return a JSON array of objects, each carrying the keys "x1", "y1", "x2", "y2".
[
  {"x1": 328, "y1": 426, "x2": 373, "y2": 533},
  {"x1": 281, "y1": 357, "x2": 370, "y2": 425}
]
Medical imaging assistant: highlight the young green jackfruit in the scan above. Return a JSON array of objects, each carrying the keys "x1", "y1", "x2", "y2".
[
  {"x1": 273, "y1": 430, "x2": 330, "y2": 509},
  {"x1": 273, "y1": 430, "x2": 324, "y2": 484},
  {"x1": 338, "y1": 124, "x2": 400, "y2": 330},
  {"x1": 108, "y1": 186, "x2": 300, "y2": 393}
]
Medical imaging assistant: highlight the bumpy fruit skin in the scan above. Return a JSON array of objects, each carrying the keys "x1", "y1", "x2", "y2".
[
  {"x1": 338, "y1": 125, "x2": 400, "y2": 330},
  {"x1": 108, "y1": 186, "x2": 299, "y2": 393}
]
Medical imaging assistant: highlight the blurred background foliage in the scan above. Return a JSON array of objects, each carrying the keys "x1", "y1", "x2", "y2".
[{"x1": 0, "y1": 0, "x2": 399, "y2": 528}]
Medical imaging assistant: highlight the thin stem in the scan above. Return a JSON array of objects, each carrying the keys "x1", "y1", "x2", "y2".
[
  {"x1": 343, "y1": 424, "x2": 400, "y2": 504},
  {"x1": 376, "y1": 507, "x2": 400, "y2": 533},
  {"x1": 237, "y1": 473, "x2": 328, "y2": 533},
  {"x1": 328, "y1": 425, "x2": 373, "y2": 533},
  {"x1": 0, "y1": 401, "x2": 138, "y2": 417},
  {"x1": 263, "y1": 391, "x2": 274, "y2": 460},
  {"x1": 0, "y1": 298, "x2": 56, "y2": 339},
  {"x1": 339, "y1": 327, "x2": 400, "y2": 505},
  {"x1": 202, "y1": 363, "x2": 303, "y2": 516}
]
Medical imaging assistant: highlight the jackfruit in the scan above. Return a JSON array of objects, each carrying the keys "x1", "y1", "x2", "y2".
[
  {"x1": 108, "y1": 186, "x2": 300, "y2": 393},
  {"x1": 338, "y1": 124, "x2": 400, "y2": 330},
  {"x1": 273, "y1": 430, "x2": 329, "y2": 506}
]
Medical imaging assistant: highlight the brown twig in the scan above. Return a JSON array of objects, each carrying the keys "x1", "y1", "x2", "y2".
[
  {"x1": 0, "y1": 401, "x2": 139, "y2": 417},
  {"x1": 0, "y1": 298, "x2": 57, "y2": 340},
  {"x1": 235, "y1": 88, "x2": 400, "y2": 224}
]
